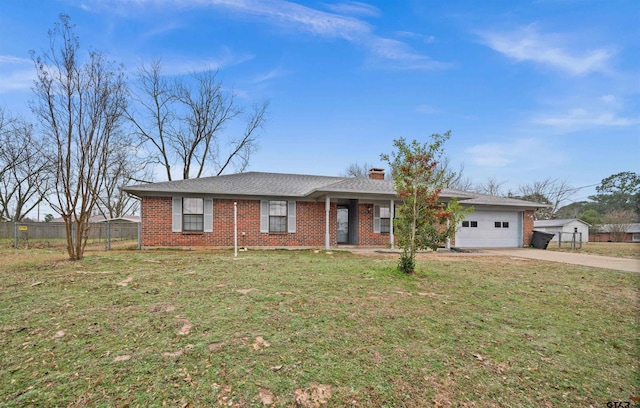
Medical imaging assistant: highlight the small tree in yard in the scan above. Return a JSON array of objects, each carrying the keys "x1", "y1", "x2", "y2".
[
  {"x1": 31, "y1": 15, "x2": 128, "y2": 260},
  {"x1": 381, "y1": 132, "x2": 470, "y2": 274}
]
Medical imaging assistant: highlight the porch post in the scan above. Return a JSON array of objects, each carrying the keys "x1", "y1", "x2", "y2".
[
  {"x1": 389, "y1": 199, "x2": 395, "y2": 249},
  {"x1": 325, "y1": 196, "x2": 330, "y2": 250},
  {"x1": 445, "y1": 219, "x2": 451, "y2": 249}
]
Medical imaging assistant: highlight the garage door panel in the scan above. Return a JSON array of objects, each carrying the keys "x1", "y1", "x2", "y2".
[{"x1": 455, "y1": 211, "x2": 521, "y2": 248}]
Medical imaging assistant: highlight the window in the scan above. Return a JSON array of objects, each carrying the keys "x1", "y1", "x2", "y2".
[
  {"x1": 462, "y1": 220, "x2": 478, "y2": 228},
  {"x1": 269, "y1": 200, "x2": 287, "y2": 233},
  {"x1": 374, "y1": 204, "x2": 394, "y2": 234},
  {"x1": 470, "y1": 221, "x2": 478, "y2": 227},
  {"x1": 260, "y1": 200, "x2": 296, "y2": 233},
  {"x1": 171, "y1": 197, "x2": 213, "y2": 233},
  {"x1": 502, "y1": 222, "x2": 509, "y2": 228},
  {"x1": 379, "y1": 206, "x2": 391, "y2": 233},
  {"x1": 183, "y1": 198, "x2": 204, "y2": 231},
  {"x1": 495, "y1": 222, "x2": 501, "y2": 228},
  {"x1": 495, "y1": 221, "x2": 510, "y2": 228},
  {"x1": 632, "y1": 233, "x2": 640, "y2": 242}
]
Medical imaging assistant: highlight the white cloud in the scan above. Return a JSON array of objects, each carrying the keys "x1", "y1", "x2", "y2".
[
  {"x1": 252, "y1": 67, "x2": 290, "y2": 84},
  {"x1": 396, "y1": 31, "x2": 436, "y2": 44},
  {"x1": 0, "y1": 69, "x2": 36, "y2": 93},
  {"x1": 0, "y1": 55, "x2": 35, "y2": 93},
  {"x1": 322, "y1": 1, "x2": 380, "y2": 18},
  {"x1": 159, "y1": 49, "x2": 254, "y2": 76},
  {"x1": 0, "y1": 55, "x2": 32, "y2": 64},
  {"x1": 478, "y1": 24, "x2": 614, "y2": 75},
  {"x1": 465, "y1": 138, "x2": 541, "y2": 168},
  {"x1": 76, "y1": 0, "x2": 447, "y2": 70},
  {"x1": 534, "y1": 108, "x2": 639, "y2": 130},
  {"x1": 415, "y1": 104, "x2": 438, "y2": 115}
]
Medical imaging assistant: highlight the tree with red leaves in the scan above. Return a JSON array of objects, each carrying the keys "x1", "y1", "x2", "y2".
[{"x1": 381, "y1": 132, "x2": 470, "y2": 273}]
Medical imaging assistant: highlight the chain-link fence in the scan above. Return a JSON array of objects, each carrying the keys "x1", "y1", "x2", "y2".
[
  {"x1": 0, "y1": 221, "x2": 141, "y2": 250},
  {"x1": 555, "y1": 232, "x2": 583, "y2": 249}
]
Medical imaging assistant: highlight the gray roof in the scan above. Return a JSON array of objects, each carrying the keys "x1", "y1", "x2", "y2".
[
  {"x1": 123, "y1": 171, "x2": 547, "y2": 209},
  {"x1": 534, "y1": 218, "x2": 591, "y2": 228},
  {"x1": 123, "y1": 172, "x2": 344, "y2": 198},
  {"x1": 600, "y1": 223, "x2": 640, "y2": 233}
]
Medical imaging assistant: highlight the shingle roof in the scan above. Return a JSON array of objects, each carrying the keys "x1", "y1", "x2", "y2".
[
  {"x1": 600, "y1": 223, "x2": 640, "y2": 233},
  {"x1": 455, "y1": 192, "x2": 549, "y2": 208},
  {"x1": 534, "y1": 218, "x2": 590, "y2": 228},
  {"x1": 123, "y1": 171, "x2": 547, "y2": 209},
  {"x1": 123, "y1": 172, "x2": 345, "y2": 197}
]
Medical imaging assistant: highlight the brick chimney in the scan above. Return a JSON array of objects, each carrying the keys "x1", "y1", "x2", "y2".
[{"x1": 368, "y1": 168, "x2": 385, "y2": 180}]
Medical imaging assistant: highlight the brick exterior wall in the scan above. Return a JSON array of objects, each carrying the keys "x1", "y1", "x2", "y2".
[
  {"x1": 141, "y1": 197, "x2": 393, "y2": 248},
  {"x1": 140, "y1": 196, "x2": 534, "y2": 248},
  {"x1": 358, "y1": 203, "x2": 391, "y2": 246},
  {"x1": 523, "y1": 210, "x2": 535, "y2": 247}
]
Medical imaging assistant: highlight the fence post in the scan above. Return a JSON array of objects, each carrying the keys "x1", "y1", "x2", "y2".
[
  {"x1": 106, "y1": 221, "x2": 111, "y2": 251},
  {"x1": 579, "y1": 232, "x2": 583, "y2": 249},
  {"x1": 14, "y1": 222, "x2": 18, "y2": 249},
  {"x1": 137, "y1": 222, "x2": 142, "y2": 250},
  {"x1": 558, "y1": 232, "x2": 562, "y2": 248}
]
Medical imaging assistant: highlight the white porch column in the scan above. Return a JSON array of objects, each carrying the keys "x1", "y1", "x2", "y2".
[
  {"x1": 445, "y1": 219, "x2": 451, "y2": 249},
  {"x1": 325, "y1": 196, "x2": 330, "y2": 250},
  {"x1": 389, "y1": 199, "x2": 395, "y2": 249}
]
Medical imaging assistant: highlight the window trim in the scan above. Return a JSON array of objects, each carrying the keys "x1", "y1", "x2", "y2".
[
  {"x1": 171, "y1": 196, "x2": 213, "y2": 233},
  {"x1": 182, "y1": 197, "x2": 204, "y2": 232},
  {"x1": 268, "y1": 200, "x2": 288, "y2": 233},
  {"x1": 374, "y1": 204, "x2": 394, "y2": 234},
  {"x1": 260, "y1": 200, "x2": 296, "y2": 233}
]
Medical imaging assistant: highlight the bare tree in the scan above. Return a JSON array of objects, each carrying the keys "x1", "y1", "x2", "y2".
[
  {"x1": 473, "y1": 177, "x2": 507, "y2": 196},
  {"x1": 601, "y1": 209, "x2": 636, "y2": 242},
  {"x1": 0, "y1": 109, "x2": 50, "y2": 221},
  {"x1": 127, "y1": 60, "x2": 174, "y2": 180},
  {"x1": 341, "y1": 162, "x2": 378, "y2": 178},
  {"x1": 518, "y1": 178, "x2": 573, "y2": 219},
  {"x1": 97, "y1": 136, "x2": 149, "y2": 219},
  {"x1": 31, "y1": 14, "x2": 128, "y2": 260},
  {"x1": 129, "y1": 60, "x2": 269, "y2": 180},
  {"x1": 436, "y1": 156, "x2": 473, "y2": 190}
]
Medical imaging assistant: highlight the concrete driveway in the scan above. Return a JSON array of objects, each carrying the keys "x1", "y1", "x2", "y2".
[{"x1": 483, "y1": 248, "x2": 640, "y2": 273}]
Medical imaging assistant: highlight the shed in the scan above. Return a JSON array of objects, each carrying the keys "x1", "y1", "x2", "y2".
[{"x1": 533, "y1": 218, "x2": 590, "y2": 242}]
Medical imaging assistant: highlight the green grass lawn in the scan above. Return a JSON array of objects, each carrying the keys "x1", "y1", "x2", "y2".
[
  {"x1": 547, "y1": 242, "x2": 640, "y2": 259},
  {"x1": 1, "y1": 248, "x2": 638, "y2": 407}
]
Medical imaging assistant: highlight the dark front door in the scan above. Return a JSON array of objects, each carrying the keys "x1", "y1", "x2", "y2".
[{"x1": 337, "y1": 206, "x2": 349, "y2": 244}]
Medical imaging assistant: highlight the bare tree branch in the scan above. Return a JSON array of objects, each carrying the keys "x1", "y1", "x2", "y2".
[
  {"x1": 0, "y1": 109, "x2": 50, "y2": 221},
  {"x1": 31, "y1": 14, "x2": 128, "y2": 260},
  {"x1": 128, "y1": 62, "x2": 268, "y2": 180}
]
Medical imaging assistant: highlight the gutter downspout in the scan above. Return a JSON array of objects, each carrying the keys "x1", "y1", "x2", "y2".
[
  {"x1": 390, "y1": 199, "x2": 395, "y2": 249},
  {"x1": 325, "y1": 196, "x2": 330, "y2": 250}
]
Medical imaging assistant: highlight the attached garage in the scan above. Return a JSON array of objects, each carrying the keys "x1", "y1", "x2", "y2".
[{"x1": 455, "y1": 210, "x2": 522, "y2": 248}]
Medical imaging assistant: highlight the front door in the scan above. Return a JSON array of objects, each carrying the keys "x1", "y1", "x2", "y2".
[{"x1": 337, "y1": 206, "x2": 349, "y2": 244}]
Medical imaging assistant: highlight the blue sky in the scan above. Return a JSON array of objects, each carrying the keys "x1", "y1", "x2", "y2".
[{"x1": 1, "y1": 0, "x2": 639, "y2": 204}]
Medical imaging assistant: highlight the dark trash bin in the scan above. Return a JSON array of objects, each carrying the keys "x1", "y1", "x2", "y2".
[{"x1": 531, "y1": 230, "x2": 555, "y2": 249}]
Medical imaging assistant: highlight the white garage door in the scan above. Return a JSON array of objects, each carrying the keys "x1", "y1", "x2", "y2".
[{"x1": 455, "y1": 211, "x2": 522, "y2": 248}]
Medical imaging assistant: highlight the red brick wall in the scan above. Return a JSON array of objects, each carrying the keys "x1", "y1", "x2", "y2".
[
  {"x1": 523, "y1": 210, "x2": 535, "y2": 247},
  {"x1": 141, "y1": 196, "x2": 530, "y2": 248},
  {"x1": 141, "y1": 197, "x2": 393, "y2": 248},
  {"x1": 358, "y1": 203, "x2": 391, "y2": 246}
]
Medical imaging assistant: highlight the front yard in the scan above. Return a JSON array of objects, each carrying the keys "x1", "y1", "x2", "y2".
[
  {"x1": 547, "y1": 242, "x2": 640, "y2": 259},
  {"x1": 1, "y1": 247, "x2": 638, "y2": 407}
]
